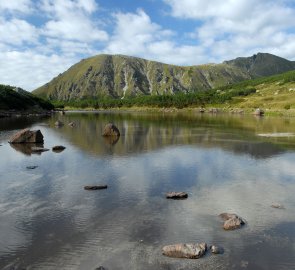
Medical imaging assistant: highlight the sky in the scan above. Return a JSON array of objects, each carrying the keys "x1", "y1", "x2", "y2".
[{"x1": 0, "y1": 0, "x2": 295, "y2": 91}]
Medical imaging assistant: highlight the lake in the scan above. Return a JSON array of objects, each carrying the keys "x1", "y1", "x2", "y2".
[{"x1": 0, "y1": 111, "x2": 295, "y2": 270}]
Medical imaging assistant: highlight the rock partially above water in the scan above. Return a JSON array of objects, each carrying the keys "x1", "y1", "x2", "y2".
[
  {"x1": 210, "y1": 245, "x2": 223, "y2": 254},
  {"x1": 162, "y1": 243, "x2": 207, "y2": 259},
  {"x1": 52, "y1": 145, "x2": 66, "y2": 152},
  {"x1": 9, "y1": 128, "x2": 44, "y2": 144},
  {"x1": 219, "y1": 213, "x2": 246, "y2": 230},
  {"x1": 68, "y1": 121, "x2": 75, "y2": 127},
  {"x1": 102, "y1": 123, "x2": 120, "y2": 137},
  {"x1": 84, "y1": 185, "x2": 108, "y2": 190},
  {"x1": 166, "y1": 192, "x2": 188, "y2": 199}
]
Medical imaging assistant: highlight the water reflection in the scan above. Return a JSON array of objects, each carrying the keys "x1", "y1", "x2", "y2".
[{"x1": 0, "y1": 112, "x2": 295, "y2": 270}]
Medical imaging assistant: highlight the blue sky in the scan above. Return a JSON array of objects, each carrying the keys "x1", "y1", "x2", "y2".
[{"x1": 0, "y1": 0, "x2": 295, "y2": 91}]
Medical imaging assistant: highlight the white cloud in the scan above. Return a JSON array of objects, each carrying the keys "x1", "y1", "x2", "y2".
[
  {"x1": 0, "y1": 0, "x2": 33, "y2": 14},
  {"x1": 104, "y1": 9, "x2": 206, "y2": 65},
  {"x1": 0, "y1": 18, "x2": 38, "y2": 46},
  {"x1": 0, "y1": 50, "x2": 77, "y2": 90},
  {"x1": 164, "y1": 0, "x2": 295, "y2": 61},
  {"x1": 40, "y1": 0, "x2": 108, "y2": 42}
]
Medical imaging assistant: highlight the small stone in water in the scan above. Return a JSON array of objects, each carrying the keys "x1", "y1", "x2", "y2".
[
  {"x1": 26, "y1": 166, "x2": 38, "y2": 169},
  {"x1": 166, "y1": 192, "x2": 188, "y2": 199},
  {"x1": 271, "y1": 203, "x2": 285, "y2": 209},
  {"x1": 84, "y1": 185, "x2": 108, "y2": 190}
]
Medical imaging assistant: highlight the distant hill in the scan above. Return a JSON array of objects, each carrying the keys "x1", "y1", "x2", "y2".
[
  {"x1": 33, "y1": 53, "x2": 295, "y2": 101},
  {"x1": 0, "y1": 84, "x2": 54, "y2": 111}
]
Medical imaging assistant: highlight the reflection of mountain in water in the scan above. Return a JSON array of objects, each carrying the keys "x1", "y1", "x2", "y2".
[{"x1": 45, "y1": 112, "x2": 295, "y2": 159}]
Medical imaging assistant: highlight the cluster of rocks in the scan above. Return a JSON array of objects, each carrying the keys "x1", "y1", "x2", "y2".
[{"x1": 9, "y1": 128, "x2": 66, "y2": 154}]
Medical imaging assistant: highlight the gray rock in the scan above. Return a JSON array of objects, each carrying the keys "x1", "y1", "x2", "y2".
[
  {"x1": 68, "y1": 122, "x2": 75, "y2": 127},
  {"x1": 102, "y1": 123, "x2": 120, "y2": 137},
  {"x1": 219, "y1": 213, "x2": 245, "y2": 230},
  {"x1": 162, "y1": 243, "x2": 207, "y2": 259},
  {"x1": 210, "y1": 245, "x2": 223, "y2": 254},
  {"x1": 166, "y1": 192, "x2": 188, "y2": 199},
  {"x1": 9, "y1": 128, "x2": 44, "y2": 144}
]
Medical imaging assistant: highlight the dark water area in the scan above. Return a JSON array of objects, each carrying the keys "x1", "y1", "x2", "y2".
[{"x1": 0, "y1": 111, "x2": 295, "y2": 270}]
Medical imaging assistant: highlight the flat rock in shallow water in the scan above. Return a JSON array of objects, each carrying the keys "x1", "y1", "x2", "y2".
[
  {"x1": 84, "y1": 185, "x2": 108, "y2": 190},
  {"x1": 162, "y1": 243, "x2": 207, "y2": 259},
  {"x1": 55, "y1": 120, "x2": 64, "y2": 127},
  {"x1": 166, "y1": 192, "x2": 188, "y2": 199},
  {"x1": 219, "y1": 213, "x2": 245, "y2": 230}
]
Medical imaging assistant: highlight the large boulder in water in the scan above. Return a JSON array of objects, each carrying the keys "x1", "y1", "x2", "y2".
[
  {"x1": 9, "y1": 128, "x2": 44, "y2": 144},
  {"x1": 162, "y1": 243, "x2": 207, "y2": 259},
  {"x1": 219, "y1": 213, "x2": 245, "y2": 230},
  {"x1": 102, "y1": 123, "x2": 120, "y2": 137}
]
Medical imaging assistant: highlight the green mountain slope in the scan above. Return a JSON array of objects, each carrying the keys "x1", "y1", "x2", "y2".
[
  {"x1": 0, "y1": 84, "x2": 54, "y2": 111},
  {"x1": 33, "y1": 53, "x2": 295, "y2": 101}
]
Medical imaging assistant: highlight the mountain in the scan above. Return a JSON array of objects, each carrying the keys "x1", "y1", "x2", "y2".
[
  {"x1": 0, "y1": 84, "x2": 54, "y2": 111},
  {"x1": 33, "y1": 53, "x2": 295, "y2": 101},
  {"x1": 224, "y1": 53, "x2": 295, "y2": 77}
]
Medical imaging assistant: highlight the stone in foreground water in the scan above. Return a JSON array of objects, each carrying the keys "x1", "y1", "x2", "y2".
[{"x1": 162, "y1": 243, "x2": 207, "y2": 259}]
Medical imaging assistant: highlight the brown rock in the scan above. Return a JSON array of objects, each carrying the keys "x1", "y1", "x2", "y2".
[
  {"x1": 166, "y1": 192, "x2": 188, "y2": 199},
  {"x1": 219, "y1": 213, "x2": 245, "y2": 230},
  {"x1": 84, "y1": 185, "x2": 108, "y2": 190},
  {"x1": 102, "y1": 123, "x2": 120, "y2": 137},
  {"x1": 9, "y1": 128, "x2": 44, "y2": 144},
  {"x1": 254, "y1": 108, "x2": 264, "y2": 116},
  {"x1": 162, "y1": 243, "x2": 207, "y2": 259}
]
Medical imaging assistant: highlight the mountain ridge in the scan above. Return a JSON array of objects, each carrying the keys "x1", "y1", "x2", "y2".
[{"x1": 33, "y1": 53, "x2": 295, "y2": 101}]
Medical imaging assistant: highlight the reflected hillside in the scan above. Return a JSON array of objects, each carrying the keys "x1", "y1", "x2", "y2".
[{"x1": 43, "y1": 112, "x2": 295, "y2": 159}]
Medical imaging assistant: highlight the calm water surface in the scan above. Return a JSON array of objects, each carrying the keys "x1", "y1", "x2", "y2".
[{"x1": 0, "y1": 112, "x2": 295, "y2": 270}]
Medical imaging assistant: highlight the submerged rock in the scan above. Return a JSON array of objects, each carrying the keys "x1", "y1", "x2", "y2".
[
  {"x1": 102, "y1": 123, "x2": 120, "y2": 137},
  {"x1": 52, "y1": 145, "x2": 66, "y2": 152},
  {"x1": 9, "y1": 128, "x2": 44, "y2": 144},
  {"x1": 219, "y1": 213, "x2": 245, "y2": 230},
  {"x1": 162, "y1": 243, "x2": 207, "y2": 259},
  {"x1": 84, "y1": 185, "x2": 108, "y2": 190},
  {"x1": 166, "y1": 192, "x2": 188, "y2": 199}
]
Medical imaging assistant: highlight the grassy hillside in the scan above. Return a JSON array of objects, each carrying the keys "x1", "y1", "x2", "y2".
[
  {"x1": 52, "y1": 70, "x2": 295, "y2": 112},
  {"x1": 0, "y1": 84, "x2": 54, "y2": 111},
  {"x1": 33, "y1": 53, "x2": 295, "y2": 102}
]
